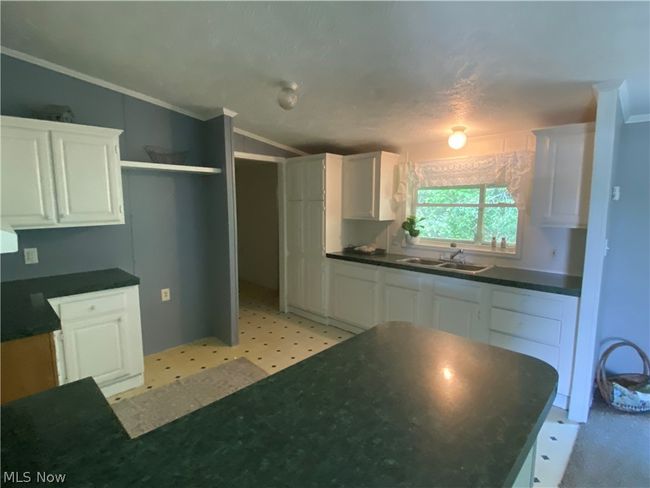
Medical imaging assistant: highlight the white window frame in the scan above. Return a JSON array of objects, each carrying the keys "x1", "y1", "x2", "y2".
[{"x1": 412, "y1": 184, "x2": 523, "y2": 256}]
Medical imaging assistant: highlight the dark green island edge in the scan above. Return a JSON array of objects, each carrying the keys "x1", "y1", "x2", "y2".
[
  {"x1": 1, "y1": 323, "x2": 558, "y2": 487},
  {"x1": 327, "y1": 252, "x2": 582, "y2": 297}
]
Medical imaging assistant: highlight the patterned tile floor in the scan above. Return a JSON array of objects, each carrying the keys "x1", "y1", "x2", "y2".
[
  {"x1": 108, "y1": 281, "x2": 353, "y2": 403},
  {"x1": 535, "y1": 407, "x2": 580, "y2": 487},
  {"x1": 109, "y1": 281, "x2": 577, "y2": 486}
]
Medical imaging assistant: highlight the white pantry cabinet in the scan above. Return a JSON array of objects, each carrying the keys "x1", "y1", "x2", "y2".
[
  {"x1": 49, "y1": 286, "x2": 144, "y2": 397},
  {"x1": 284, "y1": 154, "x2": 342, "y2": 317},
  {"x1": 531, "y1": 123, "x2": 594, "y2": 228},
  {"x1": 342, "y1": 151, "x2": 399, "y2": 221},
  {"x1": 0, "y1": 116, "x2": 124, "y2": 229}
]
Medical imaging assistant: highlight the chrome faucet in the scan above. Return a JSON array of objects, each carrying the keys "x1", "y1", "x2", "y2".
[{"x1": 449, "y1": 249, "x2": 464, "y2": 261}]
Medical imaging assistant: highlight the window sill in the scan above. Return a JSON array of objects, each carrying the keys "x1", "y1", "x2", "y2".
[{"x1": 404, "y1": 240, "x2": 521, "y2": 259}]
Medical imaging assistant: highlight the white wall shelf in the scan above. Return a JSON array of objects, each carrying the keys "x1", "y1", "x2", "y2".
[
  {"x1": 234, "y1": 151, "x2": 286, "y2": 163},
  {"x1": 120, "y1": 160, "x2": 221, "y2": 174}
]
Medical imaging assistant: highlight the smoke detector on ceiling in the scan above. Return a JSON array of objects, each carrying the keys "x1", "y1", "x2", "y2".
[{"x1": 278, "y1": 82, "x2": 299, "y2": 110}]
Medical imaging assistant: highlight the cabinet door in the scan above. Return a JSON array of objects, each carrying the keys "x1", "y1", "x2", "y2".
[
  {"x1": 383, "y1": 271, "x2": 423, "y2": 324},
  {"x1": 303, "y1": 258, "x2": 326, "y2": 315},
  {"x1": 330, "y1": 264, "x2": 378, "y2": 329},
  {"x1": 285, "y1": 161, "x2": 304, "y2": 201},
  {"x1": 50, "y1": 131, "x2": 123, "y2": 225},
  {"x1": 303, "y1": 157, "x2": 325, "y2": 201},
  {"x1": 61, "y1": 311, "x2": 137, "y2": 386},
  {"x1": 532, "y1": 130, "x2": 594, "y2": 228},
  {"x1": 342, "y1": 154, "x2": 377, "y2": 219},
  {"x1": 304, "y1": 200, "x2": 325, "y2": 257},
  {"x1": 302, "y1": 201, "x2": 326, "y2": 314},
  {"x1": 286, "y1": 200, "x2": 305, "y2": 309},
  {"x1": 384, "y1": 284, "x2": 420, "y2": 323},
  {"x1": 433, "y1": 296, "x2": 479, "y2": 338},
  {"x1": 0, "y1": 126, "x2": 57, "y2": 228},
  {"x1": 286, "y1": 255, "x2": 305, "y2": 309}
]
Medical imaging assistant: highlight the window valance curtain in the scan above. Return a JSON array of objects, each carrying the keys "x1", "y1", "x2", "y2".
[{"x1": 396, "y1": 151, "x2": 535, "y2": 209}]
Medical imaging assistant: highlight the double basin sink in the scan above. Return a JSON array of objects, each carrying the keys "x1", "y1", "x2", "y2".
[{"x1": 396, "y1": 257, "x2": 493, "y2": 275}]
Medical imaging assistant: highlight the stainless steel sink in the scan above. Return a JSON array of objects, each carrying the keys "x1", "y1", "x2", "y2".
[
  {"x1": 437, "y1": 262, "x2": 494, "y2": 274},
  {"x1": 397, "y1": 257, "x2": 493, "y2": 275},
  {"x1": 396, "y1": 257, "x2": 445, "y2": 267}
]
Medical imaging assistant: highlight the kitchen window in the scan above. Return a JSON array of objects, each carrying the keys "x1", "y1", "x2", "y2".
[{"x1": 414, "y1": 184, "x2": 520, "y2": 250}]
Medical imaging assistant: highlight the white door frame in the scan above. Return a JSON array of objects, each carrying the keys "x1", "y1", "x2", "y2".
[{"x1": 568, "y1": 81, "x2": 623, "y2": 422}]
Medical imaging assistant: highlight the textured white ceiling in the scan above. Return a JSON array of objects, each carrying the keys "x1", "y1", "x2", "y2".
[{"x1": 1, "y1": 2, "x2": 649, "y2": 153}]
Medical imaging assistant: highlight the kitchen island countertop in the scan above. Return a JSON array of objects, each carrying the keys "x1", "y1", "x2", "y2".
[{"x1": 1, "y1": 323, "x2": 557, "y2": 487}]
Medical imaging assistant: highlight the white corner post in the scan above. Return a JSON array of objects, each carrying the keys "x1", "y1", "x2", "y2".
[{"x1": 568, "y1": 81, "x2": 624, "y2": 422}]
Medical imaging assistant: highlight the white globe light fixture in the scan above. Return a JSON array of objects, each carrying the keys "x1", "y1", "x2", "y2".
[
  {"x1": 448, "y1": 126, "x2": 467, "y2": 150},
  {"x1": 278, "y1": 81, "x2": 299, "y2": 110}
]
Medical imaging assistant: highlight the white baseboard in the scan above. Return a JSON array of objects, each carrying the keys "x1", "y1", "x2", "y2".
[
  {"x1": 287, "y1": 306, "x2": 365, "y2": 335},
  {"x1": 100, "y1": 374, "x2": 144, "y2": 398}
]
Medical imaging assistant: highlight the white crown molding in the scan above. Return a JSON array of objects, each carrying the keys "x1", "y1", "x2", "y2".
[
  {"x1": 233, "y1": 151, "x2": 286, "y2": 163},
  {"x1": 626, "y1": 113, "x2": 650, "y2": 124},
  {"x1": 233, "y1": 127, "x2": 308, "y2": 156},
  {"x1": 618, "y1": 80, "x2": 631, "y2": 122},
  {"x1": 214, "y1": 107, "x2": 238, "y2": 118},
  {"x1": 1, "y1": 46, "x2": 208, "y2": 121}
]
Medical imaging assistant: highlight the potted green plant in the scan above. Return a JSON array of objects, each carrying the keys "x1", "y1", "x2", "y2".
[{"x1": 401, "y1": 215, "x2": 424, "y2": 245}]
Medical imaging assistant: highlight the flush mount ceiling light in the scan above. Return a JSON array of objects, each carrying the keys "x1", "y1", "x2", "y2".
[
  {"x1": 278, "y1": 81, "x2": 299, "y2": 110},
  {"x1": 448, "y1": 126, "x2": 467, "y2": 150}
]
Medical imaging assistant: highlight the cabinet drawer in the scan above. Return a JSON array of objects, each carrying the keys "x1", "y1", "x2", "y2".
[
  {"x1": 489, "y1": 331, "x2": 560, "y2": 371},
  {"x1": 384, "y1": 269, "x2": 420, "y2": 290},
  {"x1": 58, "y1": 291, "x2": 126, "y2": 321},
  {"x1": 490, "y1": 308, "x2": 561, "y2": 346},
  {"x1": 492, "y1": 289, "x2": 564, "y2": 320},
  {"x1": 332, "y1": 261, "x2": 378, "y2": 282}
]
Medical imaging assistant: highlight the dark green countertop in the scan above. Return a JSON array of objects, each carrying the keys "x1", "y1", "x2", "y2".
[
  {"x1": 0, "y1": 268, "x2": 140, "y2": 343},
  {"x1": 1, "y1": 323, "x2": 558, "y2": 487},
  {"x1": 327, "y1": 252, "x2": 582, "y2": 297}
]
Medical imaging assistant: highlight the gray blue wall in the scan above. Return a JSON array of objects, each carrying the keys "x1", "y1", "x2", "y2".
[
  {"x1": 597, "y1": 121, "x2": 650, "y2": 373},
  {"x1": 0, "y1": 54, "x2": 235, "y2": 354}
]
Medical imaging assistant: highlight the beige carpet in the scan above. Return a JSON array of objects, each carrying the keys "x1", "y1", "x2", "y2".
[
  {"x1": 111, "y1": 357, "x2": 267, "y2": 438},
  {"x1": 561, "y1": 396, "x2": 650, "y2": 488}
]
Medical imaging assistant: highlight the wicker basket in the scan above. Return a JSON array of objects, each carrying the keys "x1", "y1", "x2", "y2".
[
  {"x1": 144, "y1": 145, "x2": 188, "y2": 164},
  {"x1": 596, "y1": 340, "x2": 650, "y2": 413}
]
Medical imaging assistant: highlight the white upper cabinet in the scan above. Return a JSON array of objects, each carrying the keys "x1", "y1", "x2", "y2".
[
  {"x1": 0, "y1": 116, "x2": 124, "y2": 229},
  {"x1": 0, "y1": 125, "x2": 57, "y2": 228},
  {"x1": 51, "y1": 130, "x2": 123, "y2": 225},
  {"x1": 342, "y1": 151, "x2": 399, "y2": 221},
  {"x1": 531, "y1": 123, "x2": 595, "y2": 228}
]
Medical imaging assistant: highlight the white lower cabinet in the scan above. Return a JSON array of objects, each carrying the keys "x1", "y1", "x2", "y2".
[
  {"x1": 48, "y1": 286, "x2": 144, "y2": 397},
  {"x1": 329, "y1": 261, "x2": 379, "y2": 329},
  {"x1": 487, "y1": 287, "x2": 578, "y2": 408},
  {"x1": 318, "y1": 259, "x2": 579, "y2": 408},
  {"x1": 433, "y1": 296, "x2": 479, "y2": 339},
  {"x1": 383, "y1": 270, "x2": 424, "y2": 324}
]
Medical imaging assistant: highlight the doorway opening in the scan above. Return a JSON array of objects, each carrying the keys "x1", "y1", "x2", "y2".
[{"x1": 234, "y1": 159, "x2": 280, "y2": 312}]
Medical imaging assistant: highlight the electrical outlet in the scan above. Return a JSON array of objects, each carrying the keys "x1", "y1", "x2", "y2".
[
  {"x1": 161, "y1": 288, "x2": 171, "y2": 302},
  {"x1": 24, "y1": 248, "x2": 39, "y2": 264}
]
